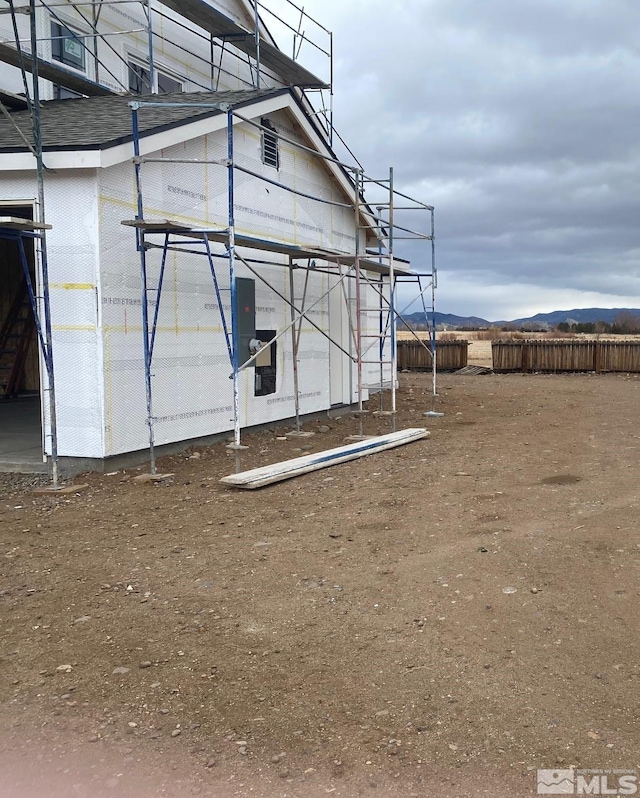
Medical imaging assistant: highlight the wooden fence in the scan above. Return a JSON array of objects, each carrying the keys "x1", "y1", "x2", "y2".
[
  {"x1": 492, "y1": 340, "x2": 640, "y2": 373},
  {"x1": 397, "y1": 340, "x2": 468, "y2": 371}
]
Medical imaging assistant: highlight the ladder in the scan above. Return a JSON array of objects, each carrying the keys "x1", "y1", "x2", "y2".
[
  {"x1": 358, "y1": 274, "x2": 394, "y2": 392},
  {"x1": 0, "y1": 279, "x2": 35, "y2": 399},
  {"x1": 355, "y1": 172, "x2": 397, "y2": 423}
]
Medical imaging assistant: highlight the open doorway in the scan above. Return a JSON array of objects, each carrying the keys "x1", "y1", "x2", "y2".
[{"x1": 0, "y1": 204, "x2": 44, "y2": 470}]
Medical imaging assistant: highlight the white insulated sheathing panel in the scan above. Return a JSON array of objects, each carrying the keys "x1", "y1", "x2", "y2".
[
  {"x1": 98, "y1": 109, "x2": 362, "y2": 457},
  {"x1": 0, "y1": 106, "x2": 389, "y2": 462},
  {"x1": 0, "y1": 171, "x2": 104, "y2": 458}
]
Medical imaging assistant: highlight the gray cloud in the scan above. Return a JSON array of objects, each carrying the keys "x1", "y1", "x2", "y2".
[{"x1": 296, "y1": 0, "x2": 640, "y2": 318}]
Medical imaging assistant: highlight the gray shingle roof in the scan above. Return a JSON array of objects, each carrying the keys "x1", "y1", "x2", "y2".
[{"x1": 0, "y1": 88, "x2": 287, "y2": 153}]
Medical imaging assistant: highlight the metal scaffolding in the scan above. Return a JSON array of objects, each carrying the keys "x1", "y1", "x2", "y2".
[
  {"x1": 124, "y1": 98, "x2": 437, "y2": 473},
  {"x1": 2, "y1": 0, "x2": 437, "y2": 477},
  {"x1": 2, "y1": 0, "x2": 60, "y2": 483},
  {"x1": 362, "y1": 172, "x2": 438, "y2": 422},
  {"x1": 0, "y1": 0, "x2": 332, "y2": 480}
]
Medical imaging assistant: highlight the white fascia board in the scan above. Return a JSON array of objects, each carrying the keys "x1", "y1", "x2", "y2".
[
  {"x1": 0, "y1": 148, "x2": 103, "y2": 170},
  {"x1": 0, "y1": 150, "x2": 102, "y2": 170}
]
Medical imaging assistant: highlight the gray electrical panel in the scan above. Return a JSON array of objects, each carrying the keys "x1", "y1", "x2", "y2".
[{"x1": 235, "y1": 277, "x2": 256, "y2": 366}]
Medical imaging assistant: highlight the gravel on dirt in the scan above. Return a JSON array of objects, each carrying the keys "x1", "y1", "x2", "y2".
[{"x1": 1, "y1": 372, "x2": 639, "y2": 797}]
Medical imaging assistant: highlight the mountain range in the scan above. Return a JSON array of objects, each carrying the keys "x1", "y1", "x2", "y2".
[{"x1": 401, "y1": 308, "x2": 640, "y2": 329}]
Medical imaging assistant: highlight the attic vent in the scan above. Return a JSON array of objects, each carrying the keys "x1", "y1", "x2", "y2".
[{"x1": 261, "y1": 118, "x2": 279, "y2": 169}]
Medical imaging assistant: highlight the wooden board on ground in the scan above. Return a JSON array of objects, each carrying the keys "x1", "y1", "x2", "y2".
[
  {"x1": 131, "y1": 473, "x2": 174, "y2": 484},
  {"x1": 32, "y1": 484, "x2": 89, "y2": 495},
  {"x1": 220, "y1": 428, "x2": 429, "y2": 489},
  {"x1": 455, "y1": 365, "x2": 492, "y2": 375}
]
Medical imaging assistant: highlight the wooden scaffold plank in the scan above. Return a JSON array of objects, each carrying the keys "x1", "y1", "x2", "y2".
[{"x1": 220, "y1": 428, "x2": 429, "y2": 489}]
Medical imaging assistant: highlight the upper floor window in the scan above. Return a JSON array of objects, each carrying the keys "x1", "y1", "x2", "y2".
[
  {"x1": 261, "y1": 118, "x2": 279, "y2": 169},
  {"x1": 128, "y1": 60, "x2": 184, "y2": 95},
  {"x1": 128, "y1": 61, "x2": 152, "y2": 94},
  {"x1": 51, "y1": 22, "x2": 85, "y2": 72},
  {"x1": 157, "y1": 71, "x2": 183, "y2": 94}
]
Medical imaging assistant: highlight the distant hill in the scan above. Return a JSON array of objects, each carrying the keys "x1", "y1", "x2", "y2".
[
  {"x1": 402, "y1": 311, "x2": 492, "y2": 329},
  {"x1": 401, "y1": 308, "x2": 640, "y2": 329},
  {"x1": 500, "y1": 308, "x2": 640, "y2": 327}
]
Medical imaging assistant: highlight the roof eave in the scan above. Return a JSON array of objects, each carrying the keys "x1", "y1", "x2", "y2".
[{"x1": 0, "y1": 88, "x2": 291, "y2": 165}]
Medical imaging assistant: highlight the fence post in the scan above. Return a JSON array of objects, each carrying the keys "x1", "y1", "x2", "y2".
[{"x1": 522, "y1": 342, "x2": 529, "y2": 373}]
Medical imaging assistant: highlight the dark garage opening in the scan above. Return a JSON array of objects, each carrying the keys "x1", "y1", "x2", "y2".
[{"x1": 0, "y1": 205, "x2": 45, "y2": 471}]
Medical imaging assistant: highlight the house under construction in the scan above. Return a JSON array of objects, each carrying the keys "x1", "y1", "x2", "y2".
[{"x1": 0, "y1": 0, "x2": 436, "y2": 478}]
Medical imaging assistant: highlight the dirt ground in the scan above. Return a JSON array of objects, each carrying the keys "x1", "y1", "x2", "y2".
[
  {"x1": 466, "y1": 341, "x2": 493, "y2": 368},
  {"x1": 2, "y1": 372, "x2": 640, "y2": 798}
]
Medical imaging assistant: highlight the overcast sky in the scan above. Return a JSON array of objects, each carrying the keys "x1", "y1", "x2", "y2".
[{"x1": 282, "y1": 0, "x2": 640, "y2": 320}]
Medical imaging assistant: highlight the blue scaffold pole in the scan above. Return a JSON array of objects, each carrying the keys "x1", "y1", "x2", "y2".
[
  {"x1": 227, "y1": 108, "x2": 241, "y2": 450},
  {"x1": 131, "y1": 104, "x2": 157, "y2": 473}
]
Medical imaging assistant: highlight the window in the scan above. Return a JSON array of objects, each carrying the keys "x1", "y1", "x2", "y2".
[
  {"x1": 261, "y1": 118, "x2": 279, "y2": 169},
  {"x1": 128, "y1": 61, "x2": 152, "y2": 95},
  {"x1": 128, "y1": 60, "x2": 183, "y2": 95},
  {"x1": 51, "y1": 22, "x2": 85, "y2": 72},
  {"x1": 157, "y1": 71, "x2": 183, "y2": 95}
]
